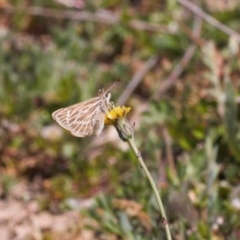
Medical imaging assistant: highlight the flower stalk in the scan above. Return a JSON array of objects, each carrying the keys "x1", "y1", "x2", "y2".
[
  {"x1": 105, "y1": 106, "x2": 172, "y2": 240},
  {"x1": 127, "y1": 137, "x2": 172, "y2": 240}
]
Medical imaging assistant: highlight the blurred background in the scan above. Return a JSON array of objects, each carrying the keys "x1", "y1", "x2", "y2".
[{"x1": 0, "y1": 0, "x2": 240, "y2": 239}]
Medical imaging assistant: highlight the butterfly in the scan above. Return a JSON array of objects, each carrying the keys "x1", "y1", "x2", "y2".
[{"x1": 52, "y1": 81, "x2": 118, "y2": 137}]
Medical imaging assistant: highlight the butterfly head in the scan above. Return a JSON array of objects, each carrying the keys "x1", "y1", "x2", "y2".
[{"x1": 98, "y1": 88, "x2": 111, "y2": 100}]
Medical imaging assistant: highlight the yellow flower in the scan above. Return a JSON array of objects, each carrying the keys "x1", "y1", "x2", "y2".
[
  {"x1": 104, "y1": 106, "x2": 131, "y2": 125},
  {"x1": 104, "y1": 106, "x2": 133, "y2": 141}
]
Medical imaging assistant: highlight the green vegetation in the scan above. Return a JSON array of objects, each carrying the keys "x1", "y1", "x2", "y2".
[{"x1": 0, "y1": 0, "x2": 240, "y2": 239}]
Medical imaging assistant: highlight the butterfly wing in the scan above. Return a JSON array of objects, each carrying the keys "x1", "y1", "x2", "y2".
[
  {"x1": 52, "y1": 97, "x2": 103, "y2": 137},
  {"x1": 68, "y1": 102, "x2": 103, "y2": 137}
]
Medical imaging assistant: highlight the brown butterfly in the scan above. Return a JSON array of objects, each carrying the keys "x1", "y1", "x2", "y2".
[{"x1": 52, "y1": 82, "x2": 118, "y2": 137}]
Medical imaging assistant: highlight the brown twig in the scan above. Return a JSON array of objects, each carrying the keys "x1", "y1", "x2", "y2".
[
  {"x1": 161, "y1": 124, "x2": 176, "y2": 175},
  {"x1": 156, "y1": 45, "x2": 197, "y2": 97},
  {"x1": 177, "y1": 0, "x2": 240, "y2": 42},
  {"x1": 236, "y1": 97, "x2": 240, "y2": 104},
  {"x1": 117, "y1": 56, "x2": 158, "y2": 105},
  {"x1": 1, "y1": 6, "x2": 167, "y2": 33},
  {"x1": 179, "y1": 21, "x2": 205, "y2": 47},
  {"x1": 155, "y1": 13, "x2": 202, "y2": 97}
]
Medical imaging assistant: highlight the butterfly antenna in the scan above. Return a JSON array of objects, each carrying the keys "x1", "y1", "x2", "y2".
[{"x1": 105, "y1": 79, "x2": 120, "y2": 93}]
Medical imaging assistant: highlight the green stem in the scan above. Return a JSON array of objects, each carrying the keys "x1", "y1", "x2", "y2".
[{"x1": 127, "y1": 137, "x2": 172, "y2": 240}]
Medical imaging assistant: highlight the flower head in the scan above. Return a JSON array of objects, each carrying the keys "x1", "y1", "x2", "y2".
[
  {"x1": 104, "y1": 106, "x2": 133, "y2": 141},
  {"x1": 104, "y1": 106, "x2": 131, "y2": 125}
]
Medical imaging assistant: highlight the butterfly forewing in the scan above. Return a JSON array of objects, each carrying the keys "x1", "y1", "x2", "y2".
[{"x1": 52, "y1": 94, "x2": 110, "y2": 137}]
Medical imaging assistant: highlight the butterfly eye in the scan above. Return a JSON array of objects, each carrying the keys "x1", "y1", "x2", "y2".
[
  {"x1": 98, "y1": 88, "x2": 104, "y2": 94},
  {"x1": 105, "y1": 92, "x2": 111, "y2": 100}
]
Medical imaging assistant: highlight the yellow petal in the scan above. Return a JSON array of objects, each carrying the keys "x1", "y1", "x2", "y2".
[{"x1": 104, "y1": 106, "x2": 131, "y2": 125}]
